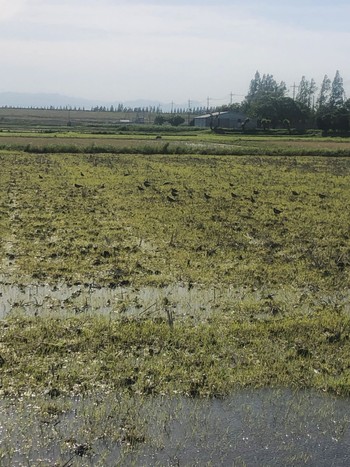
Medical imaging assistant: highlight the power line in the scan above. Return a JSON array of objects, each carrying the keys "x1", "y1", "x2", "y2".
[{"x1": 230, "y1": 92, "x2": 245, "y2": 104}]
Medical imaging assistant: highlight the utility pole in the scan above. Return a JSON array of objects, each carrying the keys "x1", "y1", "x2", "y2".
[
  {"x1": 291, "y1": 83, "x2": 297, "y2": 100},
  {"x1": 188, "y1": 99, "x2": 192, "y2": 125},
  {"x1": 67, "y1": 107, "x2": 72, "y2": 127},
  {"x1": 230, "y1": 92, "x2": 234, "y2": 105},
  {"x1": 171, "y1": 101, "x2": 174, "y2": 113},
  {"x1": 207, "y1": 96, "x2": 211, "y2": 110}
]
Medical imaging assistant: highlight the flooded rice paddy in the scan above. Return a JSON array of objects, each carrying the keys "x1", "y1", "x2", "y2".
[
  {"x1": 1, "y1": 389, "x2": 350, "y2": 466},
  {"x1": 2, "y1": 147, "x2": 350, "y2": 464}
]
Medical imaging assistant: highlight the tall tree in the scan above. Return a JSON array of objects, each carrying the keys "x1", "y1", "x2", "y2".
[
  {"x1": 317, "y1": 75, "x2": 331, "y2": 109},
  {"x1": 330, "y1": 70, "x2": 345, "y2": 108},
  {"x1": 246, "y1": 71, "x2": 262, "y2": 103},
  {"x1": 260, "y1": 74, "x2": 286, "y2": 97},
  {"x1": 296, "y1": 76, "x2": 317, "y2": 109},
  {"x1": 245, "y1": 71, "x2": 286, "y2": 107}
]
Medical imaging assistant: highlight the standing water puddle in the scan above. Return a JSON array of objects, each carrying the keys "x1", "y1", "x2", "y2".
[
  {"x1": 1, "y1": 275, "x2": 350, "y2": 319},
  {"x1": 0, "y1": 389, "x2": 350, "y2": 465}
]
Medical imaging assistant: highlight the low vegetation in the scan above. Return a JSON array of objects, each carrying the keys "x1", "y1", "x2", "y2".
[{"x1": 1, "y1": 309, "x2": 350, "y2": 398}]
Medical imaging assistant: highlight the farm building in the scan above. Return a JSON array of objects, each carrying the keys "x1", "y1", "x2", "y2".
[{"x1": 194, "y1": 111, "x2": 256, "y2": 129}]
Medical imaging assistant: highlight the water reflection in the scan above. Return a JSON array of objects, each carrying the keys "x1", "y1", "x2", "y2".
[{"x1": 1, "y1": 389, "x2": 350, "y2": 465}]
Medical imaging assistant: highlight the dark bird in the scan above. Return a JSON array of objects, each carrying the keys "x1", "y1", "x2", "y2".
[
  {"x1": 39, "y1": 174, "x2": 43, "y2": 179},
  {"x1": 292, "y1": 190, "x2": 299, "y2": 196},
  {"x1": 144, "y1": 180, "x2": 151, "y2": 187},
  {"x1": 167, "y1": 196, "x2": 177, "y2": 202},
  {"x1": 318, "y1": 193, "x2": 327, "y2": 199},
  {"x1": 253, "y1": 189, "x2": 260, "y2": 195},
  {"x1": 74, "y1": 183, "x2": 83, "y2": 188},
  {"x1": 204, "y1": 192, "x2": 211, "y2": 200},
  {"x1": 80, "y1": 172, "x2": 85, "y2": 177},
  {"x1": 171, "y1": 188, "x2": 179, "y2": 197},
  {"x1": 231, "y1": 192, "x2": 239, "y2": 198},
  {"x1": 273, "y1": 207, "x2": 283, "y2": 215}
]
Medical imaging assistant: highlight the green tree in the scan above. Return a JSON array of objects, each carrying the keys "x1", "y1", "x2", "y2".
[
  {"x1": 317, "y1": 75, "x2": 331, "y2": 109},
  {"x1": 168, "y1": 115, "x2": 185, "y2": 126},
  {"x1": 296, "y1": 76, "x2": 317, "y2": 109},
  {"x1": 330, "y1": 70, "x2": 345, "y2": 108},
  {"x1": 245, "y1": 71, "x2": 286, "y2": 108},
  {"x1": 250, "y1": 96, "x2": 306, "y2": 128},
  {"x1": 246, "y1": 70, "x2": 262, "y2": 103},
  {"x1": 154, "y1": 115, "x2": 166, "y2": 125},
  {"x1": 316, "y1": 72, "x2": 348, "y2": 134},
  {"x1": 316, "y1": 107, "x2": 349, "y2": 134}
]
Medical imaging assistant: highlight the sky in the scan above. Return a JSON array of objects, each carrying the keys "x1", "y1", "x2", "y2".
[{"x1": 0, "y1": 0, "x2": 350, "y2": 106}]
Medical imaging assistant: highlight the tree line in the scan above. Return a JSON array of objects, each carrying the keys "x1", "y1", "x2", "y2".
[
  {"x1": 0, "y1": 104, "x2": 208, "y2": 115},
  {"x1": 221, "y1": 70, "x2": 349, "y2": 133}
]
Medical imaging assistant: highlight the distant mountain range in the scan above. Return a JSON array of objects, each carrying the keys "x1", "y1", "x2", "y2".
[{"x1": 0, "y1": 92, "x2": 203, "y2": 112}]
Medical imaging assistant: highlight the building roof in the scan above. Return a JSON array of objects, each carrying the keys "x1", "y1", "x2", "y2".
[
  {"x1": 194, "y1": 111, "x2": 229, "y2": 119},
  {"x1": 194, "y1": 111, "x2": 247, "y2": 119}
]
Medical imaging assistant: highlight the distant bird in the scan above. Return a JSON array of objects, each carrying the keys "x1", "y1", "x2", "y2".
[
  {"x1": 318, "y1": 193, "x2": 327, "y2": 199},
  {"x1": 39, "y1": 174, "x2": 43, "y2": 179},
  {"x1": 273, "y1": 207, "x2": 283, "y2": 215},
  {"x1": 144, "y1": 180, "x2": 151, "y2": 187},
  {"x1": 167, "y1": 195, "x2": 177, "y2": 202},
  {"x1": 253, "y1": 189, "x2": 260, "y2": 195},
  {"x1": 204, "y1": 192, "x2": 212, "y2": 200},
  {"x1": 171, "y1": 188, "x2": 179, "y2": 197},
  {"x1": 292, "y1": 190, "x2": 299, "y2": 196},
  {"x1": 231, "y1": 192, "x2": 239, "y2": 198},
  {"x1": 81, "y1": 172, "x2": 85, "y2": 177},
  {"x1": 74, "y1": 183, "x2": 83, "y2": 188}
]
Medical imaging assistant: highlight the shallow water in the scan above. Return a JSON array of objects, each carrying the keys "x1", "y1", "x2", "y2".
[
  {"x1": 1, "y1": 275, "x2": 349, "y2": 320},
  {"x1": 0, "y1": 278, "x2": 231, "y2": 319},
  {"x1": 1, "y1": 389, "x2": 350, "y2": 466}
]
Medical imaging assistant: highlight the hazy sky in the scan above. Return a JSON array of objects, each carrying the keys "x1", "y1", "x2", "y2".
[{"x1": 1, "y1": 0, "x2": 350, "y2": 105}]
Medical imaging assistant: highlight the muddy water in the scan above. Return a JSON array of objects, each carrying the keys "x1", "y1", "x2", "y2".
[
  {"x1": 1, "y1": 389, "x2": 350, "y2": 466},
  {"x1": 1, "y1": 275, "x2": 350, "y2": 319}
]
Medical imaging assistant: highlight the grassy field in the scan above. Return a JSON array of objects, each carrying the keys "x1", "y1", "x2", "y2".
[
  {"x1": 1, "y1": 130, "x2": 350, "y2": 463},
  {"x1": 1, "y1": 144, "x2": 350, "y2": 290}
]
